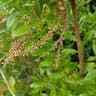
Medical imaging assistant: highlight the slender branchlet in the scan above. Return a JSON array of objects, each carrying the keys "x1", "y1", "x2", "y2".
[{"x1": 70, "y1": 0, "x2": 84, "y2": 76}]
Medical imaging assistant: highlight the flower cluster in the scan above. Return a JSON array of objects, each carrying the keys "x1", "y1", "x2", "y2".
[
  {"x1": 29, "y1": 24, "x2": 57, "y2": 53},
  {"x1": 2, "y1": 35, "x2": 29, "y2": 64},
  {"x1": 54, "y1": 1, "x2": 68, "y2": 68},
  {"x1": 55, "y1": 48, "x2": 61, "y2": 68}
]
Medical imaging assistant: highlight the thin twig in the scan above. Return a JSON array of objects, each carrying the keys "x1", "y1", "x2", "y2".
[
  {"x1": 70, "y1": 0, "x2": 84, "y2": 76},
  {"x1": 0, "y1": 68, "x2": 15, "y2": 96}
]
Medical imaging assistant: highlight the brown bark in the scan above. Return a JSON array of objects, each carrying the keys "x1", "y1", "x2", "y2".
[{"x1": 70, "y1": 0, "x2": 84, "y2": 76}]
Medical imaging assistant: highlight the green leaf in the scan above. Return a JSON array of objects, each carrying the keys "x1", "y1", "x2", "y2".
[
  {"x1": 61, "y1": 48, "x2": 77, "y2": 55},
  {"x1": 0, "y1": 1, "x2": 9, "y2": 8},
  {"x1": 30, "y1": 83, "x2": 41, "y2": 89},
  {"x1": 32, "y1": 40, "x2": 53, "y2": 56},
  {"x1": 46, "y1": 12, "x2": 56, "y2": 28},
  {"x1": 6, "y1": 11, "x2": 19, "y2": 30},
  {"x1": 92, "y1": 39, "x2": 96, "y2": 55},
  {"x1": 12, "y1": 24, "x2": 31, "y2": 38},
  {"x1": 64, "y1": 31, "x2": 76, "y2": 41},
  {"x1": 77, "y1": 0, "x2": 91, "y2": 6},
  {"x1": 83, "y1": 30, "x2": 95, "y2": 45},
  {"x1": 87, "y1": 56, "x2": 96, "y2": 61},
  {"x1": 50, "y1": 88, "x2": 56, "y2": 96},
  {"x1": 9, "y1": 76, "x2": 15, "y2": 87},
  {"x1": 79, "y1": 70, "x2": 96, "y2": 96},
  {"x1": 9, "y1": 76, "x2": 16, "y2": 94},
  {"x1": 39, "y1": 59, "x2": 54, "y2": 75},
  {"x1": 39, "y1": 0, "x2": 49, "y2": 8},
  {"x1": 40, "y1": 59, "x2": 54, "y2": 67},
  {"x1": 86, "y1": 62, "x2": 96, "y2": 72},
  {"x1": 34, "y1": 1, "x2": 42, "y2": 18}
]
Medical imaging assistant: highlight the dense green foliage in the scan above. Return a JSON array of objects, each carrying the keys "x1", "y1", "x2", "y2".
[{"x1": 0, "y1": 0, "x2": 96, "y2": 96}]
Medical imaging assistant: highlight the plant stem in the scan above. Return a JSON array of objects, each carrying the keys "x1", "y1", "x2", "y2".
[
  {"x1": 0, "y1": 68, "x2": 15, "y2": 96},
  {"x1": 70, "y1": 0, "x2": 84, "y2": 76}
]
